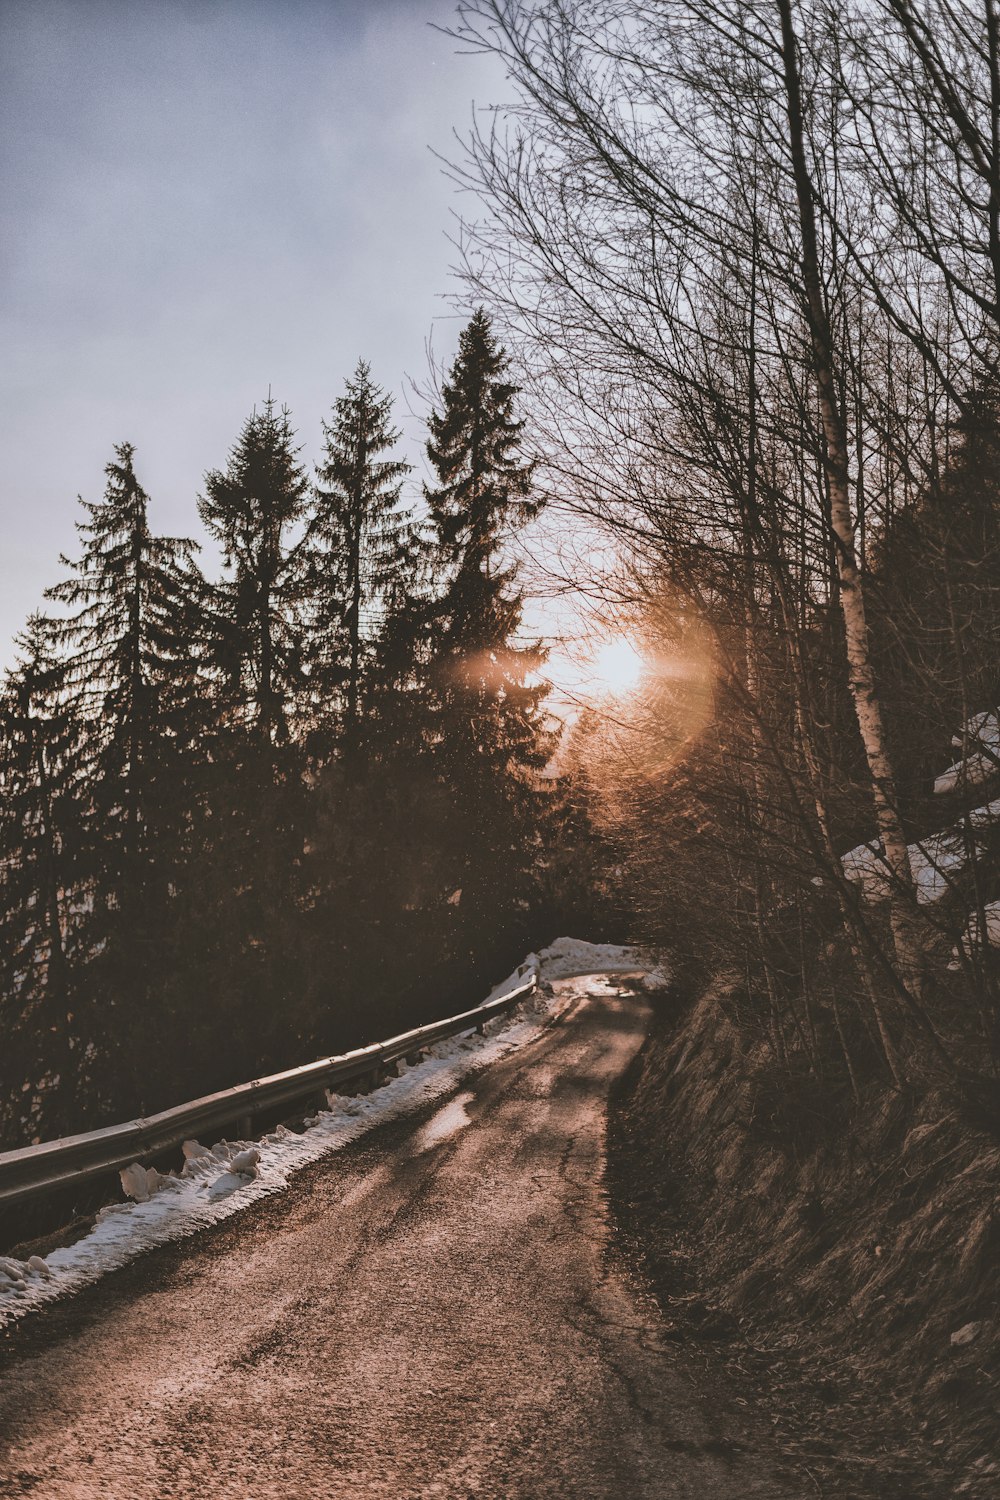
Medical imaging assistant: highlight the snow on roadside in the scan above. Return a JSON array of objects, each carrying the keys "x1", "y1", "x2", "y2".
[
  {"x1": 484, "y1": 935, "x2": 648, "y2": 999},
  {"x1": 0, "y1": 938, "x2": 647, "y2": 1326}
]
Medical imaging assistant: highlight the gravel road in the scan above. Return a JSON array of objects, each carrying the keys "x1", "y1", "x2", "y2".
[{"x1": 0, "y1": 976, "x2": 797, "y2": 1499}]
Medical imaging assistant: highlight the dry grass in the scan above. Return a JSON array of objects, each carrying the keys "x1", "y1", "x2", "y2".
[{"x1": 610, "y1": 977, "x2": 1000, "y2": 1499}]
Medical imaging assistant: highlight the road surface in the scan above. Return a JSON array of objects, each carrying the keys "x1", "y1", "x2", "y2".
[{"x1": 0, "y1": 976, "x2": 796, "y2": 1499}]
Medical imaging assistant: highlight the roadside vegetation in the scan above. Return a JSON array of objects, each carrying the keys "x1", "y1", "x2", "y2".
[
  {"x1": 0, "y1": 314, "x2": 613, "y2": 1145},
  {"x1": 451, "y1": 2, "x2": 1000, "y2": 1491}
]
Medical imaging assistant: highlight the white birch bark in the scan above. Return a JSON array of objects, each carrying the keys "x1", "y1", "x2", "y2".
[{"x1": 776, "y1": 0, "x2": 923, "y2": 999}]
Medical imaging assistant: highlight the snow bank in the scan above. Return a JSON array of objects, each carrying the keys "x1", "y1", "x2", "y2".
[
  {"x1": 0, "y1": 940, "x2": 649, "y2": 1327},
  {"x1": 537, "y1": 935, "x2": 648, "y2": 979},
  {"x1": 485, "y1": 936, "x2": 649, "y2": 999}
]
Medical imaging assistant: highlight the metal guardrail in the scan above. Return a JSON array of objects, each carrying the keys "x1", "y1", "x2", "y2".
[{"x1": 0, "y1": 975, "x2": 538, "y2": 1216}]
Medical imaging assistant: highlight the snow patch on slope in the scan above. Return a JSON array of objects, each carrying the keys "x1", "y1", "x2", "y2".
[
  {"x1": 954, "y1": 900, "x2": 1000, "y2": 961},
  {"x1": 934, "y1": 709, "x2": 1000, "y2": 795},
  {"x1": 840, "y1": 792, "x2": 1000, "y2": 907},
  {"x1": 0, "y1": 939, "x2": 648, "y2": 1326},
  {"x1": 842, "y1": 831, "x2": 967, "y2": 905},
  {"x1": 839, "y1": 705, "x2": 1000, "y2": 962}
]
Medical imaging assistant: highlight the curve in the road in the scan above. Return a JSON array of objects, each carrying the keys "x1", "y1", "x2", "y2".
[{"x1": 0, "y1": 975, "x2": 798, "y2": 1500}]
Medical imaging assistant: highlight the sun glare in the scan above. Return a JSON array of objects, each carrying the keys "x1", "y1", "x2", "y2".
[{"x1": 592, "y1": 637, "x2": 645, "y2": 695}]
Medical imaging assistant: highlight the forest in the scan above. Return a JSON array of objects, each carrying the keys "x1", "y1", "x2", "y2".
[
  {"x1": 0, "y1": 311, "x2": 612, "y2": 1147},
  {"x1": 3, "y1": 0, "x2": 1000, "y2": 1486},
  {"x1": 445, "y1": 0, "x2": 1000, "y2": 1097},
  {"x1": 444, "y1": 1, "x2": 1000, "y2": 1487}
]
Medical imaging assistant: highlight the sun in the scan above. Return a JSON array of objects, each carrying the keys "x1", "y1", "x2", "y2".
[{"x1": 591, "y1": 637, "x2": 645, "y2": 695}]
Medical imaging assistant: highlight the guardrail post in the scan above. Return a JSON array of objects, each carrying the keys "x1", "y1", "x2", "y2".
[{"x1": 354, "y1": 1066, "x2": 382, "y2": 1095}]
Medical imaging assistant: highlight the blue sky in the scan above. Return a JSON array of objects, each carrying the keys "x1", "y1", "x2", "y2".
[{"x1": 0, "y1": 0, "x2": 507, "y2": 659}]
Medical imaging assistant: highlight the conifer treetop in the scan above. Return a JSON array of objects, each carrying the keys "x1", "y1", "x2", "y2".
[
  {"x1": 306, "y1": 360, "x2": 419, "y2": 754},
  {"x1": 45, "y1": 442, "x2": 199, "y2": 712},
  {"x1": 313, "y1": 359, "x2": 413, "y2": 582},
  {"x1": 425, "y1": 308, "x2": 541, "y2": 569},
  {"x1": 199, "y1": 398, "x2": 309, "y2": 574}
]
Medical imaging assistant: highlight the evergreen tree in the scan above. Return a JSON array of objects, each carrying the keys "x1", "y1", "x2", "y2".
[
  {"x1": 309, "y1": 361, "x2": 415, "y2": 758},
  {"x1": 300, "y1": 366, "x2": 428, "y2": 1040},
  {"x1": 0, "y1": 617, "x2": 85, "y2": 1141},
  {"x1": 873, "y1": 385, "x2": 1000, "y2": 803},
  {"x1": 46, "y1": 443, "x2": 201, "y2": 902},
  {"x1": 40, "y1": 443, "x2": 202, "y2": 1109},
  {"x1": 199, "y1": 397, "x2": 310, "y2": 743},
  {"x1": 194, "y1": 400, "x2": 316, "y2": 1079},
  {"x1": 424, "y1": 309, "x2": 553, "y2": 954}
]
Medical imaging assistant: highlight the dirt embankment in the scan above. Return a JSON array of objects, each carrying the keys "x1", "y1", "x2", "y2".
[{"x1": 609, "y1": 976, "x2": 1000, "y2": 1500}]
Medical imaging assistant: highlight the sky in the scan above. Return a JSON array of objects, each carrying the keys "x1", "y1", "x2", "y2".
[{"x1": 0, "y1": 0, "x2": 511, "y2": 663}]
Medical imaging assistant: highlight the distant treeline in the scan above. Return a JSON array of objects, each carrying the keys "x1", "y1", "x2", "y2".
[{"x1": 0, "y1": 310, "x2": 614, "y2": 1146}]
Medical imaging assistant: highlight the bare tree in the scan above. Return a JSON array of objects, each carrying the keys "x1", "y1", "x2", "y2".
[{"x1": 444, "y1": 0, "x2": 1000, "y2": 1078}]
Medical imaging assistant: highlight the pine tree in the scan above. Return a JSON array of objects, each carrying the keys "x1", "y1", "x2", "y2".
[
  {"x1": 298, "y1": 365, "x2": 428, "y2": 1040},
  {"x1": 873, "y1": 384, "x2": 1000, "y2": 801},
  {"x1": 46, "y1": 442, "x2": 201, "y2": 900},
  {"x1": 42, "y1": 442, "x2": 203, "y2": 1108},
  {"x1": 309, "y1": 361, "x2": 414, "y2": 759},
  {"x1": 424, "y1": 309, "x2": 553, "y2": 953},
  {"x1": 195, "y1": 400, "x2": 317, "y2": 1079},
  {"x1": 199, "y1": 397, "x2": 310, "y2": 743},
  {"x1": 0, "y1": 617, "x2": 85, "y2": 1141}
]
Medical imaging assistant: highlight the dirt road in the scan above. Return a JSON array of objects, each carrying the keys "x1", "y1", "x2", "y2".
[{"x1": 0, "y1": 977, "x2": 797, "y2": 1498}]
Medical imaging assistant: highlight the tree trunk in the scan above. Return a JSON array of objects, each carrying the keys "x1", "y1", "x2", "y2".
[
  {"x1": 345, "y1": 458, "x2": 364, "y2": 763},
  {"x1": 776, "y1": 0, "x2": 924, "y2": 1001}
]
